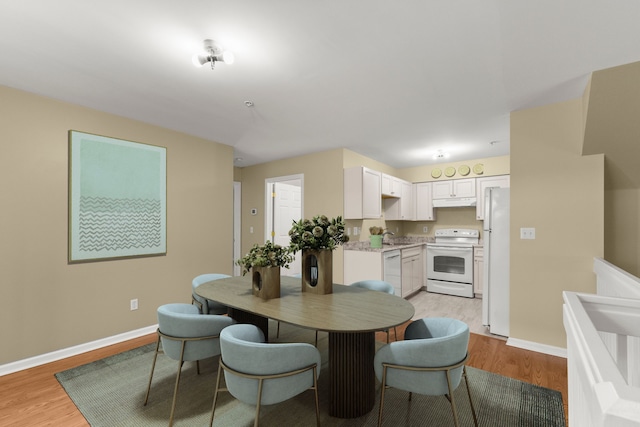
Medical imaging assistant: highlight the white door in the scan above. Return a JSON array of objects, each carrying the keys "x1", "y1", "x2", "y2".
[{"x1": 265, "y1": 176, "x2": 303, "y2": 276}]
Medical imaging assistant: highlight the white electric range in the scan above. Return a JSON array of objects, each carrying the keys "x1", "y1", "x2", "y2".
[{"x1": 426, "y1": 228, "x2": 479, "y2": 298}]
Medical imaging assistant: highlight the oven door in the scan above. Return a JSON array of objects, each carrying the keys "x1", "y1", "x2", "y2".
[{"x1": 426, "y1": 245, "x2": 473, "y2": 284}]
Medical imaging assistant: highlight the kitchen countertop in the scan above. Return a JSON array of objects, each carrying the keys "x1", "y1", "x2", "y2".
[{"x1": 343, "y1": 237, "x2": 432, "y2": 253}]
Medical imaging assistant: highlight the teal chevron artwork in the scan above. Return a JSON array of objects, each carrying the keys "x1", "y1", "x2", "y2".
[{"x1": 69, "y1": 131, "x2": 166, "y2": 262}]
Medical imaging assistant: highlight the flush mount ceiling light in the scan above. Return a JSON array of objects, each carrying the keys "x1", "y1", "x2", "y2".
[{"x1": 192, "y1": 39, "x2": 235, "y2": 70}]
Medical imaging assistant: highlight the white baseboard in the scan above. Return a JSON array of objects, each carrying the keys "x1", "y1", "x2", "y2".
[
  {"x1": 0, "y1": 324, "x2": 157, "y2": 377},
  {"x1": 507, "y1": 337, "x2": 567, "y2": 358}
]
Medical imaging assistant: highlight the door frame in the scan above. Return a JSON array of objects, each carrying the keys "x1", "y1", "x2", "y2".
[
  {"x1": 265, "y1": 174, "x2": 304, "y2": 276},
  {"x1": 233, "y1": 181, "x2": 241, "y2": 276}
]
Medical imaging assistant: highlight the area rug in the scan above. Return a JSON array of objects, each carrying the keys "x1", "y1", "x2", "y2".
[{"x1": 56, "y1": 323, "x2": 566, "y2": 426}]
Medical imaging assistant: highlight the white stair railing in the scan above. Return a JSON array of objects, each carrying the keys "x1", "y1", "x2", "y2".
[
  {"x1": 563, "y1": 258, "x2": 640, "y2": 426},
  {"x1": 593, "y1": 258, "x2": 640, "y2": 387}
]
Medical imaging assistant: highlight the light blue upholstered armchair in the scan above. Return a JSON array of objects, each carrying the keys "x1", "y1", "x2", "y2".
[
  {"x1": 210, "y1": 323, "x2": 321, "y2": 427},
  {"x1": 350, "y1": 280, "x2": 398, "y2": 342},
  {"x1": 192, "y1": 273, "x2": 230, "y2": 315},
  {"x1": 373, "y1": 317, "x2": 478, "y2": 427},
  {"x1": 143, "y1": 303, "x2": 235, "y2": 426}
]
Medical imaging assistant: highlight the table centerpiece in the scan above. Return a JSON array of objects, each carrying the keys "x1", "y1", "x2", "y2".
[
  {"x1": 289, "y1": 215, "x2": 349, "y2": 294},
  {"x1": 236, "y1": 240, "x2": 294, "y2": 300}
]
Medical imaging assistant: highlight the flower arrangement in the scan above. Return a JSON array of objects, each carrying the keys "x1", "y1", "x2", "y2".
[
  {"x1": 288, "y1": 215, "x2": 349, "y2": 253},
  {"x1": 369, "y1": 226, "x2": 385, "y2": 235},
  {"x1": 236, "y1": 240, "x2": 294, "y2": 276}
]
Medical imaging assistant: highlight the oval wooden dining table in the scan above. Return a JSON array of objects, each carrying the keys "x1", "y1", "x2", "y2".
[{"x1": 195, "y1": 275, "x2": 415, "y2": 419}]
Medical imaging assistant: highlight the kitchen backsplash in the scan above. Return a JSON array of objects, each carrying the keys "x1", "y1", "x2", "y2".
[{"x1": 345, "y1": 206, "x2": 483, "y2": 241}]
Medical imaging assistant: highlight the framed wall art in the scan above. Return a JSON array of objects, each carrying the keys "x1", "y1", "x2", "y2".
[{"x1": 68, "y1": 131, "x2": 167, "y2": 262}]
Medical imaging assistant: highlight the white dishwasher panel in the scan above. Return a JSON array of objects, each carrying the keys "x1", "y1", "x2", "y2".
[{"x1": 383, "y1": 250, "x2": 402, "y2": 296}]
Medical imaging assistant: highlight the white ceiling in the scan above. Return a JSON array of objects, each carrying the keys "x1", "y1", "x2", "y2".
[{"x1": 2, "y1": 1, "x2": 640, "y2": 168}]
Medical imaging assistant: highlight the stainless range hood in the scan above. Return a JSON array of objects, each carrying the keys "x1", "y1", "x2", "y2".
[{"x1": 432, "y1": 197, "x2": 477, "y2": 208}]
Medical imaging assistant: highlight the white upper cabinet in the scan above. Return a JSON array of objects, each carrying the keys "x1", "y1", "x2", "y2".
[
  {"x1": 475, "y1": 175, "x2": 510, "y2": 220},
  {"x1": 381, "y1": 174, "x2": 402, "y2": 197},
  {"x1": 414, "y1": 182, "x2": 436, "y2": 221},
  {"x1": 384, "y1": 179, "x2": 413, "y2": 220},
  {"x1": 432, "y1": 178, "x2": 476, "y2": 199},
  {"x1": 344, "y1": 166, "x2": 382, "y2": 219},
  {"x1": 399, "y1": 180, "x2": 413, "y2": 220}
]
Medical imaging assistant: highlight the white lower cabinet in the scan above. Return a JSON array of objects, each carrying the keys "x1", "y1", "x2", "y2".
[
  {"x1": 343, "y1": 251, "x2": 382, "y2": 285},
  {"x1": 401, "y1": 247, "x2": 423, "y2": 297},
  {"x1": 343, "y1": 246, "x2": 424, "y2": 298}
]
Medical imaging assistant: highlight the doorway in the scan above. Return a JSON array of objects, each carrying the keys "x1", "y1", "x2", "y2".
[{"x1": 265, "y1": 174, "x2": 303, "y2": 276}]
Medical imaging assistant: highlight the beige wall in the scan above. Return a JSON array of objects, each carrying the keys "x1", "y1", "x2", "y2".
[
  {"x1": 582, "y1": 61, "x2": 640, "y2": 276},
  {"x1": 401, "y1": 155, "x2": 510, "y2": 183},
  {"x1": 605, "y1": 188, "x2": 640, "y2": 275},
  {"x1": 238, "y1": 149, "x2": 346, "y2": 282},
  {"x1": 510, "y1": 98, "x2": 604, "y2": 347},
  {"x1": 0, "y1": 86, "x2": 234, "y2": 365}
]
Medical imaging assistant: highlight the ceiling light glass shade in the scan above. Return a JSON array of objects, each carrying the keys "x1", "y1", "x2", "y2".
[
  {"x1": 192, "y1": 53, "x2": 209, "y2": 67},
  {"x1": 192, "y1": 39, "x2": 234, "y2": 68},
  {"x1": 221, "y1": 50, "x2": 235, "y2": 65}
]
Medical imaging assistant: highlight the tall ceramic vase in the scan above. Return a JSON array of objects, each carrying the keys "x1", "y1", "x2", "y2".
[
  {"x1": 301, "y1": 249, "x2": 333, "y2": 294},
  {"x1": 252, "y1": 266, "x2": 281, "y2": 300}
]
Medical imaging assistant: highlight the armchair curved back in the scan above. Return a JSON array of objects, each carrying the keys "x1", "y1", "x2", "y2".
[
  {"x1": 220, "y1": 324, "x2": 321, "y2": 406},
  {"x1": 350, "y1": 280, "x2": 395, "y2": 294},
  {"x1": 157, "y1": 303, "x2": 234, "y2": 361},
  {"x1": 374, "y1": 317, "x2": 469, "y2": 395},
  {"x1": 191, "y1": 273, "x2": 231, "y2": 314}
]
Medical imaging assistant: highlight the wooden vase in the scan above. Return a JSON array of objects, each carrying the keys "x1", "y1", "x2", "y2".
[
  {"x1": 252, "y1": 266, "x2": 281, "y2": 300},
  {"x1": 301, "y1": 249, "x2": 333, "y2": 294}
]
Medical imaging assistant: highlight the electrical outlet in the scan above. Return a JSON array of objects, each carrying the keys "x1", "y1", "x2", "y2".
[
  {"x1": 423, "y1": 226, "x2": 428, "y2": 233},
  {"x1": 130, "y1": 298, "x2": 138, "y2": 311},
  {"x1": 520, "y1": 228, "x2": 536, "y2": 240}
]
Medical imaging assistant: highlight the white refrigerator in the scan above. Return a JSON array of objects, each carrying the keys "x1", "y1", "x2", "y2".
[{"x1": 482, "y1": 187, "x2": 510, "y2": 337}]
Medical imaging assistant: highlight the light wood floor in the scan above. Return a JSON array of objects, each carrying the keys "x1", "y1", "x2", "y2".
[{"x1": 0, "y1": 291, "x2": 568, "y2": 426}]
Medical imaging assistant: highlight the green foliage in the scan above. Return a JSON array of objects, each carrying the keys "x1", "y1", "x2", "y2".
[
  {"x1": 288, "y1": 215, "x2": 349, "y2": 253},
  {"x1": 236, "y1": 240, "x2": 294, "y2": 276}
]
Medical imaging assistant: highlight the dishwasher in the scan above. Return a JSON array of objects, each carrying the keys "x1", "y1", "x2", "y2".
[{"x1": 383, "y1": 250, "x2": 402, "y2": 296}]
